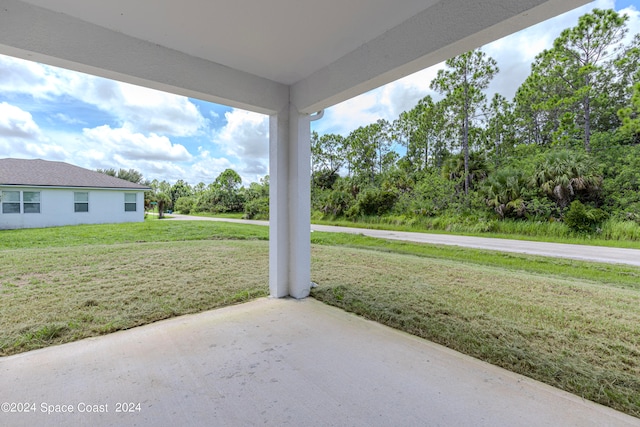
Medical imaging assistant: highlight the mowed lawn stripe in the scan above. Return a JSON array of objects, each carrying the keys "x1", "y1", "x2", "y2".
[
  {"x1": 310, "y1": 246, "x2": 640, "y2": 417},
  {"x1": 0, "y1": 240, "x2": 269, "y2": 356},
  {"x1": 1, "y1": 221, "x2": 639, "y2": 417}
]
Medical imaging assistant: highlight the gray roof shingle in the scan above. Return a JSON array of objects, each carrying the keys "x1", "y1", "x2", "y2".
[{"x1": 0, "y1": 159, "x2": 150, "y2": 190}]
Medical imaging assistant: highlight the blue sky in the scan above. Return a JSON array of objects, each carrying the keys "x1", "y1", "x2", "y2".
[{"x1": 0, "y1": 0, "x2": 638, "y2": 186}]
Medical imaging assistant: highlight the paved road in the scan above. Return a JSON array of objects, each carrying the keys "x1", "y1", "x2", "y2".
[{"x1": 168, "y1": 214, "x2": 640, "y2": 267}]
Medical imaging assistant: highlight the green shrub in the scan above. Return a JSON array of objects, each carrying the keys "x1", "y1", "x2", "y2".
[
  {"x1": 563, "y1": 200, "x2": 607, "y2": 233},
  {"x1": 314, "y1": 189, "x2": 354, "y2": 217},
  {"x1": 346, "y1": 187, "x2": 397, "y2": 217},
  {"x1": 482, "y1": 167, "x2": 528, "y2": 219},
  {"x1": 243, "y1": 197, "x2": 269, "y2": 220},
  {"x1": 312, "y1": 169, "x2": 340, "y2": 190},
  {"x1": 405, "y1": 171, "x2": 457, "y2": 216},
  {"x1": 531, "y1": 149, "x2": 602, "y2": 209},
  {"x1": 174, "y1": 196, "x2": 195, "y2": 214}
]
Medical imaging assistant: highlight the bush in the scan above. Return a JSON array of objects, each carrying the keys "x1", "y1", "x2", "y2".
[
  {"x1": 531, "y1": 149, "x2": 603, "y2": 209},
  {"x1": 482, "y1": 167, "x2": 528, "y2": 219},
  {"x1": 243, "y1": 197, "x2": 269, "y2": 220},
  {"x1": 522, "y1": 192, "x2": 557, "y2": 220},
  {"x1": 312, "y1": 169, "x2": 339, "y2": 190},
  {"x1": 319, "y1": 190, "x2": 353, "y2": 217},
  {"x1": 563, "y1": 200, "x2": 607, "y2": 233},
  {"x1": 346, "y1": 187, "x2": 397, "y2": 218},
  {"x1": 598, "y1": 145, "x2": 640, "y2": 218},
  {"x1": 405, "y1": 171, "x2": 457, "y2": 217},
  {"x1": 174, "y1": 196, "x2": 195, "y2": 214}
]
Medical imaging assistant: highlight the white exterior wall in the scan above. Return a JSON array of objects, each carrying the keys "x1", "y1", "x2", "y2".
[{"x1": 0, "y1": 187, "x2": 146, "y2": 230}]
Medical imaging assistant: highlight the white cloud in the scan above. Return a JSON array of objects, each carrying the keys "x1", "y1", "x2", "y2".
[
  {"x1": 214, "y1": 109, "x2": 269, "y2": 159},
  {"x1": 314, "y1": 91, "x2": 386, "y2": 136},
  {"x1": 40, "y1": 126, "x2": 196, "y2": 183},
  {"x1": 73, "y1": 81, "x2": 207, "y2": 137},
  {"x1": 82, "y1": 125, "x2": 193, "y2": 162},
  {"x1": 0, "y1": 124, "x2": 196, "y2": 183},
  {"x1": 189, "y1": 154, "x2": 235, "y2": 184},
  {"x1": 208, "y1": 109, "x2": 269, "y2": 182},
  {"x1": 0, "y1": 56, "x2": 64, "y2": 98},
  {"x1": 18, "y1": 142, "x2": 68, "y2": 159},
  {"x1": 0, "y1": 102, "x2": 68, "y2": 160},
  {"x1": 0, "y1": 54, "x2": 207, "y2": 138},
  {"x1": 53, "y1": 113, "x2": 86, "y2": 126},
  {"x1": 0, "y1": 102, "x2": 42, "y2": 139},
  {"x1": 197, "y1": 109, "x2": 272, "y2": 184},
  {"x1": 621, "y1": 4, "x2": 640, "y2": 44},
  {"x1": 123, "y1": 159, "x2": 189, "y2": 182}
]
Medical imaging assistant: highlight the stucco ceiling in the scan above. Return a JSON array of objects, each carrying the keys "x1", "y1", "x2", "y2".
[
  {"x1": 18, "y1": 0, "x2": 436, "y2": 85},
  {"x1": 0, "y1": 0, "x2": 591, "y2": 113}
]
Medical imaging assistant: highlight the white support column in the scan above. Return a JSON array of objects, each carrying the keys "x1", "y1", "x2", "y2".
[{"x1": 269, "y1": 103, "x2": 311, "y2": 299}]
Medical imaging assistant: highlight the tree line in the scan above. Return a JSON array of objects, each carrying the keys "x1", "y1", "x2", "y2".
[
  {"x1": 310, "y1": 9, "x2": 640, "y2": 236},
  {"x1": 98, "y1": 167, "x2": 269, "y2": 219},
  {"x1": 100, "y1": 9, "x2": 640, "y2": 238}
]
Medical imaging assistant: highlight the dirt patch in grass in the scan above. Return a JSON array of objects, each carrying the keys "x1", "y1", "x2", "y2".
[{"x1": 310, "y1": 246, "x2": 640, "y2": 418}]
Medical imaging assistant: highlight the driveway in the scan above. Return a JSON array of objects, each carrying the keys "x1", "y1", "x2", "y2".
[{"x1": 168, "y1": 214, "x2": 640, "y2": 267}]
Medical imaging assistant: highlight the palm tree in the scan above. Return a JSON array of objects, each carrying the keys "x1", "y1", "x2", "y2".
[
  {"x1": 154, "y1": 192, "x2": 171, "y2": 219},
  {"x1": 483, "y1": 167, "x2": 528, "y2": 219},
  {"x1": 442, "y1": 152, "x2": 490, "y2": 193},
  {"x1": 530, "y1": 149, "x2": 602, "y2": 209}
]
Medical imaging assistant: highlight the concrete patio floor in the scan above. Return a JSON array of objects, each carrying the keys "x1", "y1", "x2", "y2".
[{"x1": 1, "y1": 298, "x2": 637, "y2": 427}]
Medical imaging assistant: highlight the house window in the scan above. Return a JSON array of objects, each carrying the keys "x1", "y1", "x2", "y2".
[
  {"x1": 1, "y1": 191, "x2": 20, "y2": 214},
  {"x1": 74, "y1": 192, "x2": 89, "y2": 212},
  {"x1": 124, "y1": 193, "x2": 137, "y2": 212},
  {"x1": 23, "y1": 192, "x2": 41, "y2": 213}
]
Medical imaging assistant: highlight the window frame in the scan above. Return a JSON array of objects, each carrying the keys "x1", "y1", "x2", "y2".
[
  {"x1": 124, "y1": 193, "x2": 137, "y2": 212},
  {"x1": 1, "y1": 190, "x2": 21, "y2": 214},
  {"x1": 74, "y1": 192, "x2": 89, "y2": 213},
  {"x1": 22, "y1": 191, "x2": 41, "y2": 214}
]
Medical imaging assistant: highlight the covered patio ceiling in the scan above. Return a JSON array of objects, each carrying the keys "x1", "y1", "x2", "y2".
[
  {"x1": 0, "y1": 0, "x2": 589, "y2": 114},
  {"x1": 0, "y1": 0, "x2": 591, "y2": 298}
]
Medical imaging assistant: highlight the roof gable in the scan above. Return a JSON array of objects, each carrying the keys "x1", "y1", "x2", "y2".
[{"x1": 0, "y1": 158, "x2": 150, "y2": 190}]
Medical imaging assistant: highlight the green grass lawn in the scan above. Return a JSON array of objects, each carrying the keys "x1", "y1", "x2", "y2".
[
  {"x1": 1, "y1": 220, "x2": 638, "y2": 417},
  {"x1": 310, "y1": 247, "x2": 640, "y2": 417},
  {"x1": 0, "y1": 240, "x2": 269, "y2": 354},
  {"x1": 189, "y1": 212, "x2": 245, "y2": 219},
  {"x1": 179, "y1": 211, "x2": 640, "y2": 249},
  {"x1": 0, "y1": 218, "x2": 268, "y2": 250},
  {"x1": 312, "y1": 217, "x2": 640, "y2": 249}
]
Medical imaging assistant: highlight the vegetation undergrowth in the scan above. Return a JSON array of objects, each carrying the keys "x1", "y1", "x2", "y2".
[
  {"x1": 189, "y1": 212, "x2": 246, "y2": 220},
  {"x1": 312, "y1": 215, "x2": 640, "y2": 249}
]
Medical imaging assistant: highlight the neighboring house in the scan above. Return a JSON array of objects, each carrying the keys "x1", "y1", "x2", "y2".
[{"x1": 0, "y1": 158, "x2": 150, "y2": 230}]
